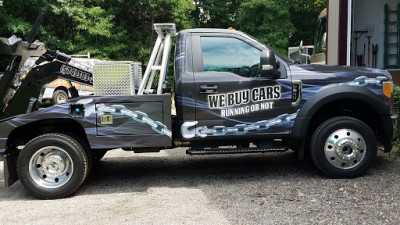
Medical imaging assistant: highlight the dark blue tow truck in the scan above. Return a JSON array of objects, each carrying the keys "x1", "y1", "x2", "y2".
[{"x1": 0, "y1": 13, "x2": 395, "y2": 199}]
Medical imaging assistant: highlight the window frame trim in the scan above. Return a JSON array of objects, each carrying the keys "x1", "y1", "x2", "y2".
[
  {"x1": 200, "y1": 36, "x2": 262, "y2": 78},
  {"x1": 190, "y1": 32, "x2": 288, "y2": 79},
  {"x1": 192, "y1": 33, "x2": 264, "y2": 73}
]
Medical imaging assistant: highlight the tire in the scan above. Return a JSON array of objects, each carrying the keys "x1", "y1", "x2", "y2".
[
  {"x1": 66, "y1": 133, "x2": 93, "y2": 180},
  {"x1": 310, "y1": 116, "x2": 377, "y2": 178},
  {"x1": 52, "y1": 90, "x2": 68, "y2": 104},
  {"x1": 17, "y1": 133, "x2": 89, "y2": 199}
]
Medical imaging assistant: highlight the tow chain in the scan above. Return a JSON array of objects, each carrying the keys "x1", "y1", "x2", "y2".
[
  {"x1": 96, "y1": 76, "x2": 387, "y2": 140},
  {"x1": 181, "y1": 110, "x2": 299, "y2": 139},
  {"x1": 97, "y1": 104, "x2": 172, "y2": 138},
  {"x1": 340, "y1": 76, "x2": 387, "y2": 87}
]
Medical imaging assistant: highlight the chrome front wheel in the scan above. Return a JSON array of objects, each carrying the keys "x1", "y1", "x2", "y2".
[
  {"x1": 324, "y1": 129, "x2": 366, "y2": 170},
  {"x1": 311, "y1": 117, "x2": 377, "y2": 178}
]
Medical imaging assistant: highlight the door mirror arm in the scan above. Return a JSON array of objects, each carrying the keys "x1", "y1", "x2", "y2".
[
  {"x1": 299, "y1": 40, "x2": 311, "y2": 63},
  {"x1": 260, "y1": 50, "x2": 280, "y2": 79}
]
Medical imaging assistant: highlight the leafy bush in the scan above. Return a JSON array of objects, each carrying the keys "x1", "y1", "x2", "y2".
[{"x1": 392, "y1": 86, "x2": 400, "y2": 157}]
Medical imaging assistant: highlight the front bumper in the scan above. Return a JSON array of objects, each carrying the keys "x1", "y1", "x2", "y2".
[
  {"x1": 382, "y1": 115, "x2": 394, "y2": 152},
  {"x1": 0, "y1": 147, "x2": 5, "y2": 161},
  {"x1": 0, "y1": 138, "x2": 7, "y2": 153}
]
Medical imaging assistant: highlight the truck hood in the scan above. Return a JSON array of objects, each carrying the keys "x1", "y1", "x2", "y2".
[{"x1": 289, "y1": 64, "x2": 392, "y2": 80}]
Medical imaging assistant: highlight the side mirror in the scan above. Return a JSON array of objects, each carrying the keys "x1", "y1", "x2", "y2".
[
  {"x1": 298, "y1": 40, "x2": 311, "y2": 64},
  {"x1": 260, "y1": 50, "x2": 280, "y2": 78},
  {"x1": 322, "y1": 32, "x2": 327, "y2": 51},
  {"x1": 299, "y1": 40, "x2": 304, "y2": 53}
]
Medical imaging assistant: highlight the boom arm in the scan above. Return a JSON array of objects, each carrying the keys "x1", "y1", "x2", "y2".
[
  {"x1": 0, "y1": 39, "x2": 47, "y2": 117},
  {"x1": 0, "y1": 53, "x2": 93, "y2": 119},
  {"x1": 0, "y1": 11, "x2": 93, "y2": 119}
]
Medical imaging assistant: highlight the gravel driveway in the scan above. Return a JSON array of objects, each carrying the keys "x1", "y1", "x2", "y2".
[{"x1": 0, "y1": 148, "x2": 399, "y2": 224}]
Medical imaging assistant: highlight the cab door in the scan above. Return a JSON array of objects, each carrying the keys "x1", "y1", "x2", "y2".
[{"x1": 191, "y1": 33, "x2": 292, "y2": 140}]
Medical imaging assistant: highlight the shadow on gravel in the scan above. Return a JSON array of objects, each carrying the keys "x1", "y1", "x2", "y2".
[
  {"x1": 78, "y1": 151, "x2": 396, "y2": 197},
  {"x1": 0, "y1": 150, "x2": 397, "y2": 200},
  {"x1": 76, "y1": 151, "x2": 316, "y2": 195},
  {"x1": 1, "y1": 151, "x2": 399, "y2": 225}
]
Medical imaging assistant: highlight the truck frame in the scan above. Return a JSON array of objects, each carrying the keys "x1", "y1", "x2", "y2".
[{"x1": 0, "y1": 14, "x2": 395, "y2": 199}]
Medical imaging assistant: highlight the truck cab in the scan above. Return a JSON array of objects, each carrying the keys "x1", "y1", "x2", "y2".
[
  {"x1": 175, "y1": 29, "x2": 294, "y2": 146},
  {"x1": 175, "y1": 28, "x2": 392, "y2": 154}
]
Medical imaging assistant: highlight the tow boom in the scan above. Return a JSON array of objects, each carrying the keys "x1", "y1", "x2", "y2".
[{"x1": 0, "y1": 11, "x2": 93, "y2": 119}]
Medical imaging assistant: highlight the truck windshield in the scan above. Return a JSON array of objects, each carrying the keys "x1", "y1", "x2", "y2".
[{"x1": 314, "y1": 17, "x2": 326, "y2": 55}]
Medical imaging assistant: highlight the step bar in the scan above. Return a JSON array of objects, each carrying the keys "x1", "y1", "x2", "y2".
[{"x1": 187, "y1": 147, "x2": 288, "y2": 155}]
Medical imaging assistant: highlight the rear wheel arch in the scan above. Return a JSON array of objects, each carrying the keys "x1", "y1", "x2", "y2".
[
  {"x1": 6, "y1": 118, "x2": 90, "y2": 154},
  {"x1": 54, "y1": 86, "x2": 69, "y2": 94},
  {"x1": 4, "y1": 119, "x2": 93, "y2": 188}
]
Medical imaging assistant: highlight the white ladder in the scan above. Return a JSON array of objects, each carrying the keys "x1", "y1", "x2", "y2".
[{"x1": 138, "y1": 23, "x2": 177, "y2": 95}]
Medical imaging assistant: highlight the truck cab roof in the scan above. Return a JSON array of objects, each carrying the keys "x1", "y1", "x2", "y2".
[{"x1": 180, "y1": 28, "x2": 251, "y2": 38}]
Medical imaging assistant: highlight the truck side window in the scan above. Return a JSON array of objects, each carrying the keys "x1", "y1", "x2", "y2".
[{"x1": 201, "y1": 37, "x2": 261, "y2": 78}]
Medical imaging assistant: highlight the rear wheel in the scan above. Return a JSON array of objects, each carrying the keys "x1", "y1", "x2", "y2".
[
  {"x1": 52, "y1": 90, "x2": 68, "y2": 104},
  {"x1": 310, "y1": 117, "x2": 377, "y2": 178},
  {"x1": 17, "y1": 133, "x2": 89, "y2": 199}
]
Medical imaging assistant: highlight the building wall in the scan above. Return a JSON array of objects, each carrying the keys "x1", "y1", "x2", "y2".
[
  {"x1": 353, "y1": 0, "x2": 398, "y2": 69},
  {"x1": 327, "y1": 0, "x2": 340, "y2": 65},
  {"x1": 327, "y1": 0, "x2": 350, "y2": 66}
]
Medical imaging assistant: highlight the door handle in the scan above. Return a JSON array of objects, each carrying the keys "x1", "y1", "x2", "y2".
[{"x1": 199, "y1": 84, "x2": 218, "y2": 94}]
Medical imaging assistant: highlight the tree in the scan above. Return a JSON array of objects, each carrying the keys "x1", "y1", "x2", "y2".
[
  {"x1": 284, "y1": 0, "x2": 326, "y2": 47},
  {"x1": 192, "y1": 0, "x2": 242, "y2": 28},
  {"x1": 192, "y1": 0, "x2": 325, "y2": 54},
  {"x1": 0, "y1": 0, "x2": 117, "y2": 56},
  {"x1": 237, "y1": 0, "x2": 295, "y2": 54},
  {"x1": 0, "y1": 0, "x2": 325, "y2": 63},
  {"x1": 97, "y1": 0, "x2": 195, "y2": 61}
]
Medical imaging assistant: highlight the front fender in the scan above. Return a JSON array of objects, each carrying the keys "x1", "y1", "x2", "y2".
[{"x1": 291, "y1": 85, "x2": 390, "y2": 140}]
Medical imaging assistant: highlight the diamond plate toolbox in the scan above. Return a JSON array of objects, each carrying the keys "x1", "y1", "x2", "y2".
[{"x1": 93, "y1": 61, "x2": 142, "y2": 95}]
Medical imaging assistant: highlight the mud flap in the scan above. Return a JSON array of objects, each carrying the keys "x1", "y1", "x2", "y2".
[
  {"x1": 296, "y1": 140, "x2": 305, "y2": 161},
  {"x1": 383, "y1": 139, "x2": 392, "y2": 153},
  {"x1": 4, "y1": 154, "x2": 18, "y2": 187}
]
